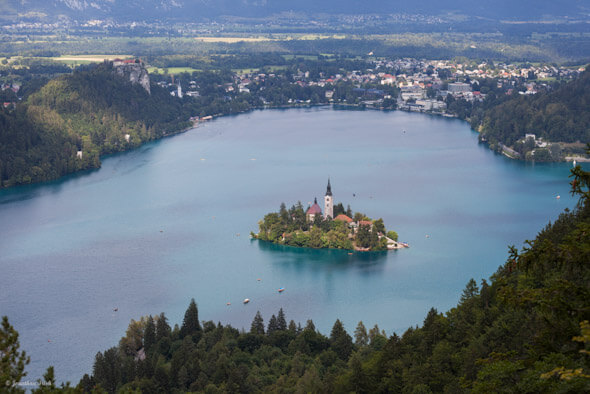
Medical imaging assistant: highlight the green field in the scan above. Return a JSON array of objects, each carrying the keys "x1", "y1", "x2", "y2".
[{"x1": 147, "y1": 67, "x2": 201, "y2": 74}]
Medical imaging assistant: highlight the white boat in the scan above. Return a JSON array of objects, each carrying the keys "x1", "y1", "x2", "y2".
[
  {"x1": 556, "y1": 195, "x2": 561, "y2": 199},
  {"x1": 243, "y1": 298, "x2": 250, "y2": 304},
  {"x1": 573, "y1": 160, "x2": 577, "y2": 167}
]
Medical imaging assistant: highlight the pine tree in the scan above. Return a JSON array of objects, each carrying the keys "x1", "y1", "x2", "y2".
[
  {"x1": 305, "y1": 319, "x2": 316, "y2": 332},
  {"x1": 155, "y1": 312, "x2": 171, "y2": 341},
  {"x1": 0, "y1": 316, "x2": 30, "y2": 389},
  {"x1": 330, "y1": 319, "x2": 353, "y2": 360},
  {"x1": 267, "y1": 314, "x2": 279, "y2": 335},
  {"x1": 180, "y1": 298, "x2": 202, "y2": 340},
  {"x1": 368, "y1": 324, "x2": 381, "y2": 344},
  {"x1": 288, "y1": 320, "x2": 298, "y2": 333},
  {"x1": 143, "y1": 315, "x2": 156, "y2": 352},
  {"x1": 460, "y1": 278, "x2": 479, "y2": 304},
  {"x1": 277, "y1": 308, "x2": 287, "y2": 331},
  {"x1": 250, "y1": 311, "x2": 265, "y2": 335},
  {"x1": 354, "y1": 321, "x2": 368, "y2": 347}
]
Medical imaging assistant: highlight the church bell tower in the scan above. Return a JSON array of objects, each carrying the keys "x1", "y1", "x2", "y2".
[{"x1": 324, "y1": 179, "x2": 333, "y2": 219}]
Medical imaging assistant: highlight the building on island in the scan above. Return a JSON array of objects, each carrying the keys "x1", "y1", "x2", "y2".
[
  {"x1": 306, "y1": 198, "x2": 322, "y2": 222},
  {"x1": 306, "y1": 180, "x2": 334, "y2": 222},
  {"x1": 334, "y1": 214, "x2": 353, "y2": 223},
  {"x1": 324, "y1": 179, "x2": 333, "y2": 219}
]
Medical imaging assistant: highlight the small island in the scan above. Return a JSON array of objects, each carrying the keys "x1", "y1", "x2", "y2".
[{"x1": 251, "y1": 180, "x2": 408, "y2": 251}]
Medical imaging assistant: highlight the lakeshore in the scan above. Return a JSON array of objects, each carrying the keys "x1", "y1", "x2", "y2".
[{"x1": 0, "y1": 108, "x2": 581, "y2": 383}]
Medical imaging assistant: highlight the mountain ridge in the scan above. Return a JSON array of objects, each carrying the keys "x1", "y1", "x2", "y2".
[{"x1": 4, "y1": 0, "x2": 589, "y2": 24}]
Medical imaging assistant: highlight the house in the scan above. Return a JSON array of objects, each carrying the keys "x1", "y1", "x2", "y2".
[{"x1": 334, "y1": 214, "x2": 353, "y2": 223}]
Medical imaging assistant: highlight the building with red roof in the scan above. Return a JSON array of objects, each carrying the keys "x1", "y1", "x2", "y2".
[
  {"x1": 334, "y1": 214, "x2": 353, "y2": 223},
  {"x1": 306, "y1": 198, "x2": 322, "y2": 222}
]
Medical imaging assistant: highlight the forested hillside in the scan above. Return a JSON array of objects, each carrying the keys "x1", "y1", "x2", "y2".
[
  {"x1": 62, "y1": 167, "x2": 590, "y2": 392},
  {"x1": 475, "y1": 69, "x2": 590, "y2": 160},
  {"x1": 0, "y1": 63, "x2": 189, "y2": 188}
]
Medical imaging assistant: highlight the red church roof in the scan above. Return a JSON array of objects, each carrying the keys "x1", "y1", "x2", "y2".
[{"x1": 307, "y1": 203, "x2": 322, "y2": 215}]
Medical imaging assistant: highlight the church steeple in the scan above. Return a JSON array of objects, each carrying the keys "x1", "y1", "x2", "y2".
[{"x1": 324, "y1": 179, "x2": 333, "y2": 219}]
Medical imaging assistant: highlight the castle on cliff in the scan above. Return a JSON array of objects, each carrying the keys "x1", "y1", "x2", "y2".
[{"x1": 110, "y1": 59, "x2": 151, "y2": 95}]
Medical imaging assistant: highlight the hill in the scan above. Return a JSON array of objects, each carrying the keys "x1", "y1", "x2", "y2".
[
  {"x1": 475, "y1": 69, "x2": 590, "y2": 161},
  {"x1": 0, "y1": 62, "x2": 189, "y2": 188}
]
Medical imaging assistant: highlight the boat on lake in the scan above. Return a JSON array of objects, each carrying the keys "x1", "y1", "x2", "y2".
[
  {"x1": 243, "y1": 298, "x2": 250, "y2": 304},
  {"x1": 278, "y1": 288, "x2": 285, "y2": 293}
]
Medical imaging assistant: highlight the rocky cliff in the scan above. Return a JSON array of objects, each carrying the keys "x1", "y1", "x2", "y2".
[{"x1": 112, "y1": 59, "x2": 151, "y2": 94}]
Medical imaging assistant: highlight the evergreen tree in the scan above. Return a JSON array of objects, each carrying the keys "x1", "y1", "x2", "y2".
[
  {"x1": 250, "y1": 311, "x2": 265, "y2": 335},
  {"x1": 143, "y1": 315, "x2": 156, "y2": 352},
  {"x1": 354, "y1": 321, "x2": 368, "y2": 347},
  {"x1": 33, "y1": 366, "x2": 56, "y2": 392},
  {"x1": 267, "y1": 315, "x2": 279, "y2": 335},
  {"x1": 180, "y1": 298, "x2": 202, "y2": 340},
  {"x1": 0, "y1": 316, "x2": 30, "y2": 391},
  {"x1": 459, "y1": 278, "x2": 479, "y2": 304},
  {"x1": 93, "y1": 347, "x2": 121, "y2": 394},
  {"x1": 155, "y1": 312, "x2": 171, "y2": 341},
  {"x1": 330, "y1": 319, "x2": 353, "y2": 360},
  {"x1": 277, "y1": 308, "x2": 287, "y2": 331},
  {"x1": 288, "y1": 320, "x2": 298, "y2": 333},
  {"x1": 368, "y1": 324, "x2": 382, "y2": 345},
  {"x1": 279, "y1": 202, "x2": 289, "y2": 224},
  {"x1": 305, "y1": 319, "x2": 316, "y2": 332}
]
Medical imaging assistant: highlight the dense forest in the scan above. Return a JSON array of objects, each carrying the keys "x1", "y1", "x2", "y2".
[
  {"x1": 252, "y1": 202, "x2": 397, "y2": 251},
  {"x1": 478, "y1": 70, "x2": 590, "y2": 156},
  {"x1": 0, "y1": 62, "x2": 190, "y2": 188},
  {"x1": 446, "y1": 69, "x2": 590, "y2": 161},
  {"x1": 2, "y1": 165, "x2": 586, "y2": 392}
]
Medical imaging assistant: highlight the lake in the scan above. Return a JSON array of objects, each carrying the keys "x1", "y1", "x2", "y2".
[{"x1": 0, "y1": 107, "x2": 581, "y2": 384}]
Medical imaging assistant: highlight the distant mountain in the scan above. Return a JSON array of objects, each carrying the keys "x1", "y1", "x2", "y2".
[{"x1": 5, "y1": 0, "x2": 589, "y2": 23}]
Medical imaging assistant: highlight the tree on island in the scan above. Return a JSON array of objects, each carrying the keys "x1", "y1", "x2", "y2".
[{"x1": 254, "y1": 201, "x2": 394, "y2": 251}]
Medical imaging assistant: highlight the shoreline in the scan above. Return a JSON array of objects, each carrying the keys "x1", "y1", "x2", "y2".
[
  {"x1": 251, "y1": 237, "x2": 393, "y2": 253},
  {"x1": 2, "y1": 104, "x2": 584, "y2": 190}
]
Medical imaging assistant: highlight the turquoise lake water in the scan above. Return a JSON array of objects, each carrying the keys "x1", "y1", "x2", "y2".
[{"x1": 0, "y1": 107, "x2": 582, "y2": 383}]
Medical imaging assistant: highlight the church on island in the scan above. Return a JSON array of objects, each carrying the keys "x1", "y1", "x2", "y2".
[
  {"x1": 306, "y1": 179, "x2": 334, "y2": 222},
  {"x1": 253, "y1": 179, "x2": 408, "y2": 251}
]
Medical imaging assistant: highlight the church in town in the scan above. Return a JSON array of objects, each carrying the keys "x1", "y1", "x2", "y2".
[{"x1": 306, "y1": 179, "x2": 334, "y2": 222}]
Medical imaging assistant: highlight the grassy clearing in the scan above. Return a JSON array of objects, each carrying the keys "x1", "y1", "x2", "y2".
[
  {"x1": 147, "y1": 66, "x2": 201, "y2": 74},
  {"x1": 51, "y1": 55, "x2": 132, "y2": 63},
  {"x1": 194, "y1": 36, "x2": 272, "y2": 43},
  {"x1": 282, "y1": 54, "x2": 319, "y2": 60}
]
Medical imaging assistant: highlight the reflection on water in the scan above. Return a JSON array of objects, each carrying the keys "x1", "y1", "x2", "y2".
[{"x1": 256, "y1": 239, "x2": 388, "y2": 272}]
